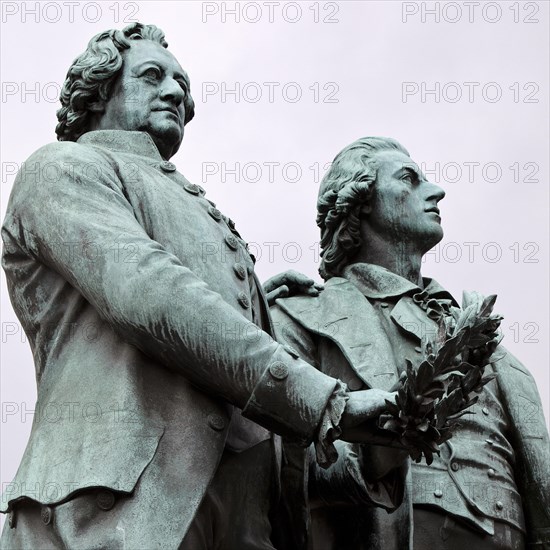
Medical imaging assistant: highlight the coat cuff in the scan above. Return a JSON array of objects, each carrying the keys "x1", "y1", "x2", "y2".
[
  {"x1": 313, "y1": 381, "x2": 349, "y2": 468},
  {"x1": 241, "y1": 347, "x2": 339, "y2": 445},
  {"x1": 309, "y1": 441, "x2": 407, "y2": 511}
]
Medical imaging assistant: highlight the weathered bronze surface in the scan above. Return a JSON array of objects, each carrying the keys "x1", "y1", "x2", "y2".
[
  {"x1": 272, "y1": 137, "x2": 550, "y2": 549},
  {"x1": 0, "y1": 25, "x2": 411, "y2": 550}
]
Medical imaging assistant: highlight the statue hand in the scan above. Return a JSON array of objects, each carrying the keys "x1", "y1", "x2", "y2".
[
  {"x1": 263, "y1": 270, "x2": 323, "y2": 306},
  {"x1": 339, "y1": 390, "x2": 405, "y2": 446}
]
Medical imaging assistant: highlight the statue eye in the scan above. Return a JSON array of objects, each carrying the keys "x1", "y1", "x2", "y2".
[
  {"x1": 143, "y1": 67, "x2": 162, "y2": 80},
  {"x1": 176, "y1": 80, "x2": 188, "y2": 95},
  {"x1": 402, "y1": 172, "x2": 417, "y2": 184}
]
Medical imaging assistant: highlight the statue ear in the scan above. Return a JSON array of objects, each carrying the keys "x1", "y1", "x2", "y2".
[
  {"x1": 88, "y1": 101, "x2": 105, "y2": 113},
  {"x1": 360, "y1": 202, "x2": 372, "y2": 216}
]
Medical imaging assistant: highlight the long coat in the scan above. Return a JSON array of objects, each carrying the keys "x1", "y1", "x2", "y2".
[
  {"x1": 271, "y1": 275, "x2": 550, "y2": 549},
  {"x1": 271, "y1": 278, "x2": 413, "y2": 550},
  {"x1": 0, "y1": 130, "x2": 340, "y2": 549}
]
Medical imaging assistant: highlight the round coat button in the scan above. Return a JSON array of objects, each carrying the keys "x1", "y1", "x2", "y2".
[
  {"x1": 487, "y1": 468, "x2": 496, "y2": 478},
  {"x1": 414, "y1": 347, "x2": 422, "y2": 353},
  {"x1": 225, "y1": 234, "x2": 239, "y2": 250},
  {"x1": 41, "y1": 506, "x2": 53, "y2": 525},
  {"x1": 434, "y1": 489, "x2": 443, "y2": 498},
  {"x1": 482, "y1": 407, "x2": 489, "y2": 415},
  {"x1": 207, "y1": 413, "x2": 226, "y2": 431},
  {"x1": 495, "y1": 501, "x2": 504, "y2": 510},
  {"x1": 233, "y1": 263, "x2": 246, "y2": 280},
  {"x1": 209, "y1": 206, "x2": 222, "y2": 221},
  {"x1": 96, "y1": 490, "x2": 116, "y2": 511},
  {"x1": 269, "y1": 362, "x2": 289, "y2": 380},
  {"x1": 160, "y1": 161, "x2": 176, "y2": 172},
  {"x1": 380, "y1": 302, "x2": 389, "y2": 308},
  {"x1": 451, "y1": 462, "x2": 459, "y2": 472},
  {"x1": 184, "y1": 182, "x2": 200, "y2": 195},
  {"x1": 237, "y1": 292, "x2": 250, "y2": 309}
]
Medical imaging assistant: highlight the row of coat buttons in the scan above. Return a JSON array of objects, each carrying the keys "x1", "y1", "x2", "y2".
[
  {"x1": 95, "y1": 162, "x2": 232, "y2": 484},
  {"x1": 176, "y1": 188, "x2": 252, "y2": 312},
  {"x1": 204, "y1": 205, "x2": 251, "y2": 308},
  {"x1": 223, "y1": 231, "x2": 248, "y2": 283},
  {"x1": 449, "y1": 460, "x2": 496, "y2": 478},
  {"x1": 24, "y1": 490, "x2": 118, "y2": 529},
  {"x1": 201, "y1": 198, "x2": 252, "y2": 279},
  {"x1": 223, "y1": 226, "x2": 250, "y2": 308},
  {"x1": 157, "y1": 161, "x2": 205, "y2": 196},
  {"x1": 433, "y1": 489, "x2": 505, "y2": 511}
]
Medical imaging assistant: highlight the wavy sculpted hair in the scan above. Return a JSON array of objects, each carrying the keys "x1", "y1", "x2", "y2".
[
  {"x1": 55, "y1": 23, "x2": 195, "y2": 142},
  {"x1": 317, "y1": 137, "x2": 410, "y2": 280}
]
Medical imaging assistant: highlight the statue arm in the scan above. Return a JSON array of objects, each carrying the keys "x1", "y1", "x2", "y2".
[
  {"x1": 493, "y1": 347, "x2": 550, "y2": 547},
  {"x1": 270, "y1": 302, "x2": 408, "y2": 510},
  {"x1": 4, "y1": 142, "x2": 339, "y2": 445}
]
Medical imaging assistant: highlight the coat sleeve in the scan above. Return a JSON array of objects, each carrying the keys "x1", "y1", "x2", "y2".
[
  {"x1": 271, "y1": 302, "x2": 407, "y2": 510},
  {"x1": 492, "y1": 347, "x2": 550, "y2": 548},
  {"x1": 2, "y1": 141, "x2": 338, "y2": 445}
]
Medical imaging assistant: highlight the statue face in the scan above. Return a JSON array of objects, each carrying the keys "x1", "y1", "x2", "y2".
[
  {"x1": 96, "y1": 40, "x2": 188, "y2": 159},
  {"x1": 365, "y1": 149, "x2": 446, "y2": 253}
]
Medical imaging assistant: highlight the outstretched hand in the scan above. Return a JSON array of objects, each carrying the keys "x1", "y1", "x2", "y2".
[
  {"x1": 339, "y1": 389, "x2": 406, "y2": 448},
  {"x1": 263, "y1": 270, "x2": 323, "y2": 306}
]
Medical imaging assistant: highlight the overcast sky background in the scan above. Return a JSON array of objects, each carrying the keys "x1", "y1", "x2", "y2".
[{"x1": 1, "y1": 0, "x2": 548, "y2": 518}]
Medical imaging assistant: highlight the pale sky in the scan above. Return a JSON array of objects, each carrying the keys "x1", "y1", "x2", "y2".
[{"x1": 1, "y1": 1, "x2": 548, "y2": 519}]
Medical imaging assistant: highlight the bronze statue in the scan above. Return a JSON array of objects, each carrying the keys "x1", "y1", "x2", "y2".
[
  {"x1": 272, "y1": 137, "x2": 550, "y2": 549},
  {"x1": 0, "y1": 26, "x2": 403, "y2": 549}
]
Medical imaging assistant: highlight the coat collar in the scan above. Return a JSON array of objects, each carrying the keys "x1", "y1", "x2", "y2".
[
  {"x1": 276, "y1": 278, "x2": 400, "y2": 391},
  {"x1": 342, "y1": 262, "x2": 455, "y2": 303},
  {"x1": 78, "y1": 130, "x2": 164, "y2": 161},
  {"x1": 276, "y1": 266, "x2": 457, "y2": 390},
  {"x1": 342, "y1": 263, "x2": 457, "y2": 343}
]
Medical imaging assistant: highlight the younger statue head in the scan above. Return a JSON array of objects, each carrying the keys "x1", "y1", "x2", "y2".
[{"x1": 317, "y1": 137, "x2": 445, "y2": 279}]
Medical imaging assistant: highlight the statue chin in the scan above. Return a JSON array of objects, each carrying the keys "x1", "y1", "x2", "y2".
[
  {"x1": 149, "y1": 126, "x2": 183, "y2": 158},
  {"x1": 419, "y1": 229, "x2": 444, "y2": 255}
]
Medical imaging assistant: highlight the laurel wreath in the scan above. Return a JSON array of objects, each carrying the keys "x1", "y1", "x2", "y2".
[{"x1": 379, "y1": 291, "x2": 503, "y2": 465}]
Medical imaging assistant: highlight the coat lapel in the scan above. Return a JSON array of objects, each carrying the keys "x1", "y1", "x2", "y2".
[
  {"x1": 390, "y1": 296, "x2": 437, "y2": 344},
  {"x1": 276, "y1": 278, "x2": 399, "y2": 391}
]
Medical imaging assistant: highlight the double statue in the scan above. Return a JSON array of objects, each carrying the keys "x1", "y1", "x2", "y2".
[{"x1": 1, "y1": 23, "x2": 548, "y2": 550}]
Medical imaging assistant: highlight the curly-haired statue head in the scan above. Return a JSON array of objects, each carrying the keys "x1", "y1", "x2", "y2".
[
  {"x1": 317, "y1": 137, "x2": 410, "y2": 280},
  {"x1": 56, "y1": 22, "x2": 195, "y2": 159}
]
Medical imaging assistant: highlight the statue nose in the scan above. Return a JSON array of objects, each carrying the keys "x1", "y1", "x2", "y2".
[
  {"x1": 427, "y1": 182, "x2": 445, "y2": 202},
  {"x1": 159, "y1": 78, "x2": 185, "y2": 105}
]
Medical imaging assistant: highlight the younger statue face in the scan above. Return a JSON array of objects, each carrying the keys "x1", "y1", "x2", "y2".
[
  {"x1": 364, "y1": 149, "x2": 446, "y2": 253},
  {"x1": 96, "y1": 40, "x2": 189, "y2": 159}
]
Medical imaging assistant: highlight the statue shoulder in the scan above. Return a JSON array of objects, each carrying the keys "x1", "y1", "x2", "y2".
[
  {"x1": 12, "y1": 141, "x2": 119, "y2": 200},
  {"x1": 492, "y1": 345, "x2": 533, "y2": 378},
  {"x1": 273, "y1": 277, "x2": 360, "y2": 327},
  {"x1": 18, "y1": 141, "x2": 114, "y2": 181}
]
